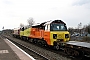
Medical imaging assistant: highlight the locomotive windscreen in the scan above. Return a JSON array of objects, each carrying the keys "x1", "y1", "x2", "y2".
[{"x1": 50, "y1": 23, "x2": 67, "y2": 31}]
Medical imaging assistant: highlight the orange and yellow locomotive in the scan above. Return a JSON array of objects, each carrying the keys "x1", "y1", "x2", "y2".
[{"x1": 13, "y1": 20, "x2": 70, "y2": 50}]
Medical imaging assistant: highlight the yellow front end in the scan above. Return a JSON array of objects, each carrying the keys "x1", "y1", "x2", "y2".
[{"x1": 50, "y1": 31, "x2": 70, "y2": 45}]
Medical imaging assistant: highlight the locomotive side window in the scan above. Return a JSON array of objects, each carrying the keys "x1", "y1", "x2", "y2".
[
  {"x1": 45, "y1": 25, "x2": 50, "y2": 31},
  {"x1": 48, "y1": 24, "x2": 50, "y2": 31},
  {"x1": 45, "y1": 25, "x2": 48, "y2": 30}
]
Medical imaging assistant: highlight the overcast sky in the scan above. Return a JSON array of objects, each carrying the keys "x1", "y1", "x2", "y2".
[{"x1": 0, "y1": 0, "x2": 90, "y2": 30}]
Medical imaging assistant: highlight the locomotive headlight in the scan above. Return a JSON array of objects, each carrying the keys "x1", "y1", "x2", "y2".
[
  {"x1": 65, "y1": 34, "x2": 69, "y2": 38},
  {"x1": 53, "y1": 34, "x2": 57, "y2": 39}
]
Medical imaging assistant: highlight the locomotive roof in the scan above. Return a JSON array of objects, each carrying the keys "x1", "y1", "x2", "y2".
[
  {"x1": 32, "y1": 23, "x2": 40, "y2": 26},
  {"x1": 32, "y1": 20, "x2": 66, "y2": 27},
  {"x1": 43, "y1": 20, "x2": 66, "y2": 25}
]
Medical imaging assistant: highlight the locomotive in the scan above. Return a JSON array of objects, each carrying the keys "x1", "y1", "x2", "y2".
[{"x1": 13, "y1": 20, "x2": 70, "y2": 50}]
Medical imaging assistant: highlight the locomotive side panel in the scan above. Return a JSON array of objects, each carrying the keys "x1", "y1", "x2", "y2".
[
  {"x1": 30, "y1": 28, "x2": 36, "y2": 38},
  {"x1": 20, "y1": 31, "x2": 24, "y2": 37},
  {"x1": 23, "y1": 28, "x2": 31, "y2": 37},
  {"x1": 44, "y1": 31, "x2": 50, "y2": 45},
  {"x1": 35, "y1": 28, "x2": 41, "y2": 38}
]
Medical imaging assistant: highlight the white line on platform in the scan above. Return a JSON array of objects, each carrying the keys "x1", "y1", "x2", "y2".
[{"x1": 5, "y1": 38, "x2": 36, "y2": 60}]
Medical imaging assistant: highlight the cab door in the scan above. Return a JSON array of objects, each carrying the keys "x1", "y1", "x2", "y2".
[{"x1": 44, "y1": 24, "x2": 51, "y2": 45}]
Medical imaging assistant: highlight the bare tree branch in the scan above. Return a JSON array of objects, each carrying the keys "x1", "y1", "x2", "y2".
[
  {"x1": 27, "y1": 17, "x2": 35, "y2": 27},
  {"x1": 20, "y1": 23, "x2": 24, "y2": 28}
]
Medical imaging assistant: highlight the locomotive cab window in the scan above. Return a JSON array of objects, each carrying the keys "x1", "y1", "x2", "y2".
[{"x1": 50, "y1": 23, "x2": 67, "y2": 31}]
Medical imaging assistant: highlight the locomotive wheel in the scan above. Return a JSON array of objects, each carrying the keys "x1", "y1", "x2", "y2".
[
  {"x1": 29, "y1": 38, "x2": 33, "y2": 43},
  {"x1": 21, "y1": 37, "x2": 23, "y2": 40},
  {"x1": 41, "y1": 40, "x2": 47, "y2": 47},
  {"x1": 54, "y1": 45, "x2": 60, "y2": 50},
  {"x1": 33, "y1": 39, "x2": 37, "y2": 43},
  {"x1": 24, "y1": 37, "x2": 27, "y2": 41},
  {"x1": 26, "y1": 37, "x2": 29, "y2": 41}
]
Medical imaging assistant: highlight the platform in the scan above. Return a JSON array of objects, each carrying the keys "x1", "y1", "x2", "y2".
[
  {"x1": 0, "y1": 36, "x2": 35, "y2": 60},
  {"x1": 66, "y1": 41, "x2": 90, "y2": 48}
]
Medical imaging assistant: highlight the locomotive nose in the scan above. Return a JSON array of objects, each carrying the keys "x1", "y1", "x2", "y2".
[{"x1": 51, "y1": 31, "x2": 70, "y2": 42}]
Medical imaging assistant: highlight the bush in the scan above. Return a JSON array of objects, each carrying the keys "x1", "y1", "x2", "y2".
[{"x1": 82, "y1": 36, "x2": 90, "y2": 42}]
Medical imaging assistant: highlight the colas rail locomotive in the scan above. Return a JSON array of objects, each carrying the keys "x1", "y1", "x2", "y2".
[{"x1": 13, "y1": 20, "x2": 70, "y2": 50}]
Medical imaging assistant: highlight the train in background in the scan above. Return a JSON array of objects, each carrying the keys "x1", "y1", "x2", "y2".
[{"x1": 13, "y1": 20, "x2": 70, "y2": 50}]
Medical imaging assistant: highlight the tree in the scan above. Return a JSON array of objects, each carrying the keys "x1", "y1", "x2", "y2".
[
  {"x1": 68, "y1": 27, "x2": 74, "y2": 34},
  {"x1": 20, "y1": 23, "x2": 24, "y2": 28},
  {"x1": 2, "y1": 26, "x2": 4, "y2": 29},
  {"x1": 77, "y1": 22, "x2": 82, "y2": 34},
  {"x1": 78, "y1": 22, "x2": 82, "y2": 29},
  {"x1": 85, "y1": 24, "x2": 90, "y2": 34},
  {"x1": 27, "y1": 17, "x2": 35, "y2": 27}
]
